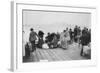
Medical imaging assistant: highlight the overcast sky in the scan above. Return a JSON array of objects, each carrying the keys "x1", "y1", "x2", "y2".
[{"x1": 23, "y1": 10, "x2": 91, "y2": 34}]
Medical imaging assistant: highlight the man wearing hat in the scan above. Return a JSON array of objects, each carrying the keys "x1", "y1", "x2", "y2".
[{"x1": 29, "y1": 28, "x2": 37, "y2": 52}]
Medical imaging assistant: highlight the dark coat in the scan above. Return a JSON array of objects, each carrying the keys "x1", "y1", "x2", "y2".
[
  {"x1": 29, "y1": 31, "x2": 37, "y2": 42},
  {"x1": 80, "y1": 32, "x2": 90, "y2": 46}
]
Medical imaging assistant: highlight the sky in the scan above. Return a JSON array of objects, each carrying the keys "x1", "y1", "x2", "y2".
[{"x1": 23, "y1": 10, "x2": 91, "y2": 33}]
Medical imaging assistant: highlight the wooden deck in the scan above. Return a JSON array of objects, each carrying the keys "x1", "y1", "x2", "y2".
[{"x1": 23, "y1": 43, "x2": 88, "y2": 63}]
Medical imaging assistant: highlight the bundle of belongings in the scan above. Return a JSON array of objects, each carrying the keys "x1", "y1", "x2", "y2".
[{"x1": 42, "y1": 43, "x2": 49, "y2": 49}]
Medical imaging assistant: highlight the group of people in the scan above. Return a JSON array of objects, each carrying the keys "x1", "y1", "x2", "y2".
[{"x1": 25, "y1": 25, "x2": 91, "y2": 58}]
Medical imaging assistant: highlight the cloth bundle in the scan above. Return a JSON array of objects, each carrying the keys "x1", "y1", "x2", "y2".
[{"x1": 42, "y1": 43, "x2": 49, "y2": 49}]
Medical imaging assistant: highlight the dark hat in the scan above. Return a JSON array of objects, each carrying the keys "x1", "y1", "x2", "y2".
[{"x1": 30, "y1": 28, "x2": 33, "y2": 31}]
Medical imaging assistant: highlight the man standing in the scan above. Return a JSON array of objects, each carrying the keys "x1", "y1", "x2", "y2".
[
  {"x1": 69, "y1": 28, "x2": 73, "y2": 43},
  {"x1": 80, "y1": 28, "x2": 90, "y2": 56},
  {"x1": 29, "y1": 28, "x2": 37, "y2": 52},
  {"x1": 74, "y1": 26, "x2": 78, "y2": 42}
]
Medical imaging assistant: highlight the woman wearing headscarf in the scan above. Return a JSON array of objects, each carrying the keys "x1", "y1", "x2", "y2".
[{"x1": 60, "y1": 28, "x2": 70, "y2": 49}]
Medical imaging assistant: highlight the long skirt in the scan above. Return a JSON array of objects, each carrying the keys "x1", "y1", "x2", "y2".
[{"x1": 61, "y1": 40, "x2": 68, "y2": 49}]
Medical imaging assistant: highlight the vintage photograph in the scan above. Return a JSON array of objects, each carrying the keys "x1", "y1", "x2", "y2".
[{"x1": 22, "y1": 10, "x2": 91, "y2": 63}]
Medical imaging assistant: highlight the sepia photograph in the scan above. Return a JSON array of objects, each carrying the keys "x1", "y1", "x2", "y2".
[{"x1": 22, "y1": 10, "x2": 91, "y2": 63}]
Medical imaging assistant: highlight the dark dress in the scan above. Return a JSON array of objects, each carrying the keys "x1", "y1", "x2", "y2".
[{"x1": 37, "y1": 31, "x2": 44, "y2": 48}]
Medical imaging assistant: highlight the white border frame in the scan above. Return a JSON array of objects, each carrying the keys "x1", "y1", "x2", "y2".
[{"x1": 11, "y1": 1, "x2": 97, "y2": 72}]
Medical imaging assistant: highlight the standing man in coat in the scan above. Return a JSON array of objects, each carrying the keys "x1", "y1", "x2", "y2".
[
  {"x1": 80, "y1": 28, "x2": 90, "y2": 56},
  {"x1": 29, "y1": 28, "x2": 38, "y2": 52}
]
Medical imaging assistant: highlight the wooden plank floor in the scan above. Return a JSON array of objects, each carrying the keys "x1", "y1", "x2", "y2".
[{"x1": 23, "y1": 43, "x2": 88, "y2": 63}]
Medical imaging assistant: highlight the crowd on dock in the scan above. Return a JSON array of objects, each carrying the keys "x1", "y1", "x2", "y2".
[{"x1": 24, "y1": 25, "x2": 91, "y2": 58}]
